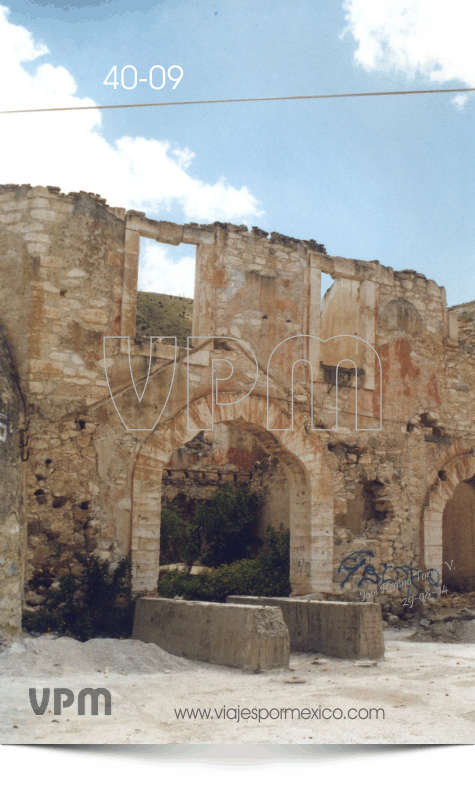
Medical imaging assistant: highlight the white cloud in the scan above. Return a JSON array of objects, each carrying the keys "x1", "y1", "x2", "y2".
[
  {"x1": 138, "y1": 239, "x2": 196, "y2": 298},
  {"x1": 342, "y1": 0, "x2": 475, "y2": 95},
  {"x1": 0, "y1": 6, "x2": 262, "y2": 222},
  {"x1": 452, "y1": 94, "x2": 468, "y2": 109}
]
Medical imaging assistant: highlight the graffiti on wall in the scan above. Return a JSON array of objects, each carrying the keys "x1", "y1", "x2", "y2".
[
  {"x1": 293, "y1": 545, "x2": 311, "y2": 576},
  {"x1": 337, "y1": 550, "x2": 440, "y2": 597}
]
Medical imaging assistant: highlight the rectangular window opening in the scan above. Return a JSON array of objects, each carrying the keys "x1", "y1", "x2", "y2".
[
  {"x1": 319, "y1": 275, "x2": 375, "y2": 391},
  {"x1": 136, "y1": 237, "x2": 196, "y2": 349},
  {"x1": 320, "y1": 272, "x2": 334, "y2": 303}
]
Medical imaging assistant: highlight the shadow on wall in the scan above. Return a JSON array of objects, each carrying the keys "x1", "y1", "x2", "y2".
[
  {"x1": 0, "y1": 321, "x2": 26, "y2": 642},
  {"x1": 442, "y1": 478, "x2": 475, "y2": 591}
]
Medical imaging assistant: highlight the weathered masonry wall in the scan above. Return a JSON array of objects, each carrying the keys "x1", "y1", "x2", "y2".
[
  {"x1": 0, "y1": 182, "x2": 474, "y2": 638},
  {"x1": 0, "y1": 322, "x2": 25, "y2": 642}
]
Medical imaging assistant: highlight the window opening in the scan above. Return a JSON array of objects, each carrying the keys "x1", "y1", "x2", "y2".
[
  {"x1": 136, "y1": 237, "x2": 195, "y2": 348},
  {"x1": 320, "y1": 272, "x2": 334, "y2": 302}
]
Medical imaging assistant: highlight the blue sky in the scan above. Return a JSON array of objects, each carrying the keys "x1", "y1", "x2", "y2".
[
  {"x1": 0, "y1": 0, "x2": 475, "y2": 788},
  {"x1": 1, "y1": 0, "x2": 474, "y2": 303}
]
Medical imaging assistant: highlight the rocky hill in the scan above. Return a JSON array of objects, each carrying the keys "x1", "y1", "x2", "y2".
[
  {"x1": 136, "y1": 291, "x2": 193, "y2": 347},
  {"x1": 449, "y1": 299, "x2": 475, "y2": 321}
]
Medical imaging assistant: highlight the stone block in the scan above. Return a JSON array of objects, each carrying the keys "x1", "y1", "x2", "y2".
[
  {"x1": 133, "y1": 597, "x2": 290, "y2": 670},
  {"x1": 0, "y1": 212, "x2": 22, "y2": 224},
  {"x1": 30, "y1": 209, "x2": 60, "y2": 222},
  {"x1": 227, "y1": 596, "x2": 384, "y2": 659},
  {"x1": 182, "y1": 225, "x2": 214, "y2": 245},
  {"x1": 27, "y1": 242, "x2": 49, "y2": 254}
]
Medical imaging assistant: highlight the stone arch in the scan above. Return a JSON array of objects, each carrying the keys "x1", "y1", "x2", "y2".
[
  {"x1": 421, "y1": 453, "x2": 475, "y2": 579},
  {"x1": 131, "y1": 393, "x2": 334, "y2": 597},
  {"x1": 378, "y1": 298, "x2": 424, "y2": 335}
]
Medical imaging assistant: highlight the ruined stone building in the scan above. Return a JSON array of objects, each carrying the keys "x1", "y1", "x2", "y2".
[{"x1": 1, "y1": 182, "x2": 475, "y2": 641}]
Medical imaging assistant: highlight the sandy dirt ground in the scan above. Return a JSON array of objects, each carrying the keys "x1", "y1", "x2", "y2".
[{"x1": 1, "y1": 629, "x2": 474, "y2": 745}]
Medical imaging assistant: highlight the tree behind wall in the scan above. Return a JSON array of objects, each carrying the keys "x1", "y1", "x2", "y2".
[
  {"x1": 160, "y1": 484, "x2": 262, "y2": 567},
  {"x1": 158, "y1": 524, "x2": 291, "y2": 602},
  {"x1": 196, "y1": 485, "x2": 261, "y2": 567},
  {"x1": 160, "y1": 508, "x2": 199, "y2": 566}
]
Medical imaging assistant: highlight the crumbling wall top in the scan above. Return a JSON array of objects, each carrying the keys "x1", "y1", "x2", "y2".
[{"x1": 0, "y1": 183, "x2": 447, "y2": 301}]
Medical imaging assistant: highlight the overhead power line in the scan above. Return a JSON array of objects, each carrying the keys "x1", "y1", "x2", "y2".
[{"x1": 1, "y1": 86, "x2": 474, "y2": 115}]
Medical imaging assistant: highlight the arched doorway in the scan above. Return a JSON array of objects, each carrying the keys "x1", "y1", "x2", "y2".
[
  {"x1": 421, "y1": 453, "x2": 475, "y2": 586},
  {"x1": 161, "y1": 422, "x2": 291, "y2": 536},
  {"x1": 130, "y1": 393, "x2": 334, "y2": 597},
  {"x1": 442, "y1": 477, "x2": 475, "y2": 591}
]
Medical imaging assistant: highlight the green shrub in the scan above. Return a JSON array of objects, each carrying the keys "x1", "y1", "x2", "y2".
[
  {"x1": 157, "y1": 524, "x2": 290, "y2": 602},
  {"x1": 258, "y1": 523, "x2": 292, "y2": 591},
  {"x1": 160, "y1": 508, "x2": 199, "y2": 566},
  {"x1": 22, "y1": 553, "x2": 136, "y2": 641},
  {"x1": 196, "y1": 485, "x2": 261, "y2": 567}
]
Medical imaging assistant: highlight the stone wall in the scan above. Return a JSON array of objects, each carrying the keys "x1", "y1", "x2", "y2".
[
  {"x1": 0, "y1": 182, "x2": 474, "y2": 629},
  {"x1": 0, "y1": 321, "x2": 25, "y2": 642}
]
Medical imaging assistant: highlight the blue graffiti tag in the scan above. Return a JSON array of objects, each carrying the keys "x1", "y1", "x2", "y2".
[
  {"x1": 359, "y1": 563, "x2": 380, "y2": 588},
  {"x1": 337, "y1": 551, "x2": 375, "y2": 588},
  {"x1": 338, "y1": 553, "x2": 440, "y2": 596}
]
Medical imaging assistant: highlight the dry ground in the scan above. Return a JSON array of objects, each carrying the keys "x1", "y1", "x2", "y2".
[{"x1": 1, "y1": 629, "x2": 474, "y2": 745}]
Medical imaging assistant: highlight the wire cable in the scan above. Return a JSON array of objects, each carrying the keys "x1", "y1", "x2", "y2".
[{"x1": 1, "y1": 86, "x2": 474, "y2": 115}]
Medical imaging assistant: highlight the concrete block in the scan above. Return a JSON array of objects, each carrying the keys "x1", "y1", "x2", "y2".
[
  {"x1": 133, "y1": 597, "x2": 290, "y2": 670},
  {"x1": 227, "y1": 596, "x2": 384, "y2": 659}
]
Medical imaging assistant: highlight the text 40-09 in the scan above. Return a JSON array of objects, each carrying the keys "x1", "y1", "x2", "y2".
[{"x1": 103, "y1": 65, "x2": 183, "y2": 90}]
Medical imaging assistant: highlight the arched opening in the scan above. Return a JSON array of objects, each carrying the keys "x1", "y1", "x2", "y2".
[
  {"x1": 442, "y1": 477, "x2": 475, "y2": 591},
  {"x1": 421, "y1": 453, "x2": 475, "y2": 582},
  {"x1": 159, "y1": 422, "x2": 291, "y2": 583},
  {"x1": 161, "y1": 423, "x2": 290, "y2": 537},
  {"x1": 130, "y1": 394, "x2": 334, "y2": 597}
]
